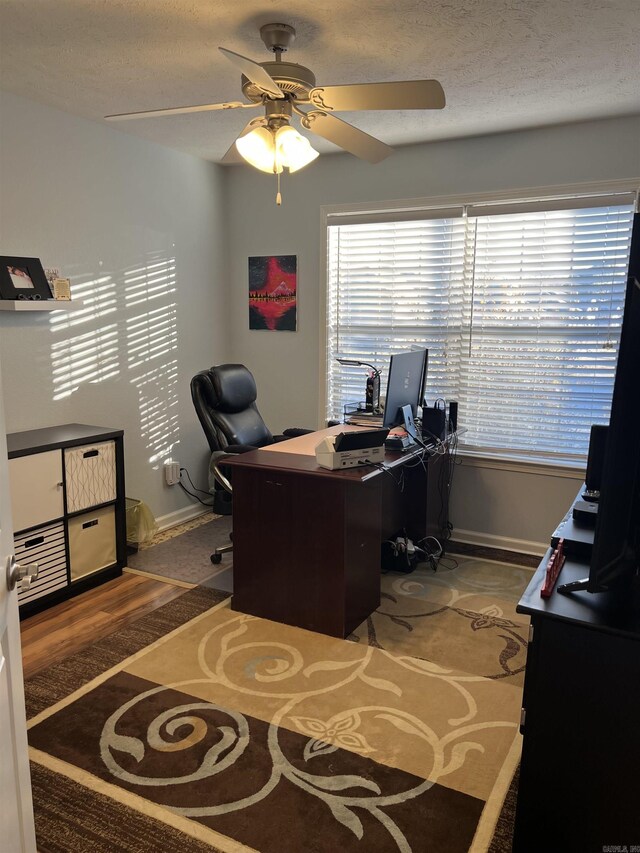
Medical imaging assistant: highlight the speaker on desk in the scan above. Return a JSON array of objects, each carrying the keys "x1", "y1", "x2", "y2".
[
  {"x1": 448, "y1": 401, "x2": 458, "y2": 432},
  {"x1": 584, "y1": 424, "x2": 608, "y2": 501},
  {"x1": 422, "y1": 400, "x2": 446, "y2": 440}
]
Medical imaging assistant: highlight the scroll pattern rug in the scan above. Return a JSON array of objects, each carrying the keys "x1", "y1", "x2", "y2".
[
  {"x1": 27, "y1": 560, "x2": 529, "y2": 853},
  {"x1": 352, "y1": 559, "x2": 531, "y2": 687}
]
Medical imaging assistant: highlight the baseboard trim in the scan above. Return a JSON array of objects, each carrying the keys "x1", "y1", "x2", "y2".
[
  {"x1": 155, "y1": 505, "x2": 210, "y2": 532},
  {"x1": 448, "y1": 529, "x2": 547, "y2": 568},
  {"x1": 451, "y1": 528, "x2": 546, "y2": 557},
  {"x1": 448, "y1": 541, "x2": 541, "y2": 568}
]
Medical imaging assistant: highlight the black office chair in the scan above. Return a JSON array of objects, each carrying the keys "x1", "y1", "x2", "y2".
[{"x1": 190, "y1": 363, "x2": 311, "y2": 562}]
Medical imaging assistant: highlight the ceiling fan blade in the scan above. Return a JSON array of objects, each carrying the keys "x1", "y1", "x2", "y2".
[
  {"x1": 218, "y1": 47, "x2": 284, "y2": 99},
  {"x1": 220, "y1": 118, "x2": 266, "y2": 164},
  {"x1": 308, "y1": 80, "x2": 446, "y2": 112},
  {"x1": 105, "y1": 101, "x2": 259, "y2": 121},
  {"x1": 301, "y1": 112, "x2": 393, "y2": 163}
]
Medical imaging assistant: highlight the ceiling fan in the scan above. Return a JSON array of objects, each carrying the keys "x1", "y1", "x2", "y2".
[{"x1": 106, "y1": 23, "x2": 445, "y2": 202}]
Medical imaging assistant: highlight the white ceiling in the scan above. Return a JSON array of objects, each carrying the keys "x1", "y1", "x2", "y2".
[{"x1": 1, "y1": 0, "x2": 638, "y2": 163}]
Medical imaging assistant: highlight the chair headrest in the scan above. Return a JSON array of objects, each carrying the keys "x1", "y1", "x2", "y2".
[{"x1": 209, "y1": 364, "x2": 257, "y2": 413}]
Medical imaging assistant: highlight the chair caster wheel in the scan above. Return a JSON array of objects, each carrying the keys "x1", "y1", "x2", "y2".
[{"x1": 210, "y1": 553, "x2": 222, "y2": 564}]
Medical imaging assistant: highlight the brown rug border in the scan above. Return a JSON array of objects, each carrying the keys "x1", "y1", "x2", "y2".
[
  {"x1": 488, "y1": 766, "x2": 519, "y2": 853},
  {"x1": 31, "y1": 760, "x2": 228, "y2": 853}
]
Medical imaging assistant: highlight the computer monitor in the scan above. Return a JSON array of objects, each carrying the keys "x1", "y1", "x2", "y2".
[
  {"x1": 558, "y1": 213, "x2": 640, "y2": 598},
  {"x1": 411, "y1": 344, "x2": 430, "y2": 412},
  {"x1": 585, "y1": 213, "x2": 640, "y2": 594},
  {"x1": 383, "y1": 349, "x2": 428, "y2": 429}
]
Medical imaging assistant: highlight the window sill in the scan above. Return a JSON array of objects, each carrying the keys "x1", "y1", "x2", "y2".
[{"x1": 456, "y1": 447, "x2": 585, "y2": 479}]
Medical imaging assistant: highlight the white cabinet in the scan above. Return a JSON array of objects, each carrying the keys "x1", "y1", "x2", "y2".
[{"x1": 7, "y1": 424, "x2": 126, "y2": 616}]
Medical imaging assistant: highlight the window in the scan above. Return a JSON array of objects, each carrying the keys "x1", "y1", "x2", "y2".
[{"x1": 326, "y1": 194, "x2": 636, "y2": 461}]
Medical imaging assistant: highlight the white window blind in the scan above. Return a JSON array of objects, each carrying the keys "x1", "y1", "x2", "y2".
[
  {"x1": 327, "y1": 216, "x2": 467, "y2": 417},
  {"x1": 327, "y1": 199, "x2": 635, "y2": 460}
]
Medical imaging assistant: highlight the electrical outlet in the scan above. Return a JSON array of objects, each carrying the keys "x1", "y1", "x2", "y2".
[{"x1": 164, "y1": 460, "x2": 180, "y2": 486}]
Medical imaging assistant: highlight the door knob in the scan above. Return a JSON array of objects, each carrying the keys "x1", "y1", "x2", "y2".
[{"x1": 6, "y1": 555, "x2": 39, "y2": 592}]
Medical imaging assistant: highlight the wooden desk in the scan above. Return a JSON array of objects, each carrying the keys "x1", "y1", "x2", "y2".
[{"x1": 226, "y1": 425, "x2": 446, "y2": 638}]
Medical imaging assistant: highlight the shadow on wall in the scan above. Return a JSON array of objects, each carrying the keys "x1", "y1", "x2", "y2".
[{"x1": 48, "y1": 251, "x2": 178, "y2": 469}]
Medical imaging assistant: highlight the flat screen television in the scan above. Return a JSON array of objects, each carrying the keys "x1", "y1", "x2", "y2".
[
  {"x1": 559, "y1": 213, "x2": 640, "y2": 595},
  {"x1": 382, "y1": 349, "x2": 428, "y2": 429}
]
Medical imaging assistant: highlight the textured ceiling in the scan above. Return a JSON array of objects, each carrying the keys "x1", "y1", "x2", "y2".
[{"x1": 1, "y1": 0, "x2": 639, "y2": 163}]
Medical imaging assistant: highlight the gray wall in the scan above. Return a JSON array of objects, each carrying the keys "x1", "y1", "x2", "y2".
[
  {"x1": 224, "y1": 115, "x2": 640, "y2": 553},
  {"x1": 1, "y1": 96, "x2": 638, "y2": 550},
  {"x1": 0, "y1": 92, "x2": 228, "y2": 522}
]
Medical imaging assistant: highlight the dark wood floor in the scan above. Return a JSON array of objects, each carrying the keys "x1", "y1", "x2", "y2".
[{"x1": 20, "y1": 571, "x2": 186, "y2": 679}]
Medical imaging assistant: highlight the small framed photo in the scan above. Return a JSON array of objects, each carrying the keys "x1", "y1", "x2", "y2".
[
  {"x1": 51, "y1": 278, "x2": 71, "y2": 300},
  {"x1": 0, "y1": 256, "x2": 52, "y2": 301}
]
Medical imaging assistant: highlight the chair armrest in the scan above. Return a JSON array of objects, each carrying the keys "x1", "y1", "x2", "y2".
[
  {"x1": 209, "y1": 443, "x2": 261, "y2": 494},
  {"x1": 209, "y1": 451, "x2": 235, "y2": 495},
  {"x1": 280, "y1": 428, "x2": 314, "y2": 439}
]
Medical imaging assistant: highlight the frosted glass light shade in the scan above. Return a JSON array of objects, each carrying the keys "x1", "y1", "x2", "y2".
[
  {"x1": 235, "y1": 124, "x2": 319, "y2": 174},
  {"x1": 236, "y1": 127, "x2": 282, "y2": 173},
  {"x1": 275, "y1": 125, "x2": 319, "y2": 173}
]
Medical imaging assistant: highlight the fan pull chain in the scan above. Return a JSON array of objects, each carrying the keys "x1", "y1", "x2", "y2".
[{"x1": 276, "y1": 170, "x2": 282, "y2": 206}]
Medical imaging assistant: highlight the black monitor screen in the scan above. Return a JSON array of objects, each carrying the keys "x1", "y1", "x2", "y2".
[
  {"x1": 589, "y1": 213, "x2": 640, "y2": 592},
  {"x1": 383, "y1": 349, "x2": 428, "y2": 429}
]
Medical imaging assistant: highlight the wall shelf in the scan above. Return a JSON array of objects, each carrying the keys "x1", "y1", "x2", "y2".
[{"x1": 0, "y1": 300, "x2": 78, "y2": 311}]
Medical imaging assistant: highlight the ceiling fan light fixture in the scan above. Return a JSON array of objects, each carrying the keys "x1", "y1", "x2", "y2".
[
  {"x1": 107, "y1": 22, "x2": 446, "y2": 179},
  {"x1": 235, "y1": 126, "x2": 283, "y2": 173},
  {"x1": 236, "y1": 123, "x2": 319, "y2": 175}
]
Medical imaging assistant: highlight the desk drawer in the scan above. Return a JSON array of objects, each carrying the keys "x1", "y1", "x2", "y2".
[
  {"x1": 68, "y1": 506, "x2": 116, "y2": 580},
  {"x1": 64, "y1": 441, "x2": 116, "y2": 512},
  {"x1": 15, "y1": 521, "x2": 68, "y2": 605}
]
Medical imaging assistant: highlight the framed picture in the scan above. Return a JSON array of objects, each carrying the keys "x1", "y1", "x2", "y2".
[
  {"x1": 248, "y1": 255, "x2": 297, "y2": 331},
  {"x1": 0, "y1": 256, "x2": 52, "y2": 301}
]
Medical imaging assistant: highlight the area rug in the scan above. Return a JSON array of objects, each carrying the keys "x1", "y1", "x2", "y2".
[
  {"x1": 127, "y1": 515, "x2": 233, "y2": 585},
  {"x1": 26, "y1": 561, "x2": 529, "y2": 853},
  {"x1": 351, "y1": 558, "x2": 532, "y2": 687}
]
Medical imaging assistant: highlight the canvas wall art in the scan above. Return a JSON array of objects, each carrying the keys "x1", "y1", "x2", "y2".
[{"x1": 248, "y1": 255, "x2": 297, "y2": 331}]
